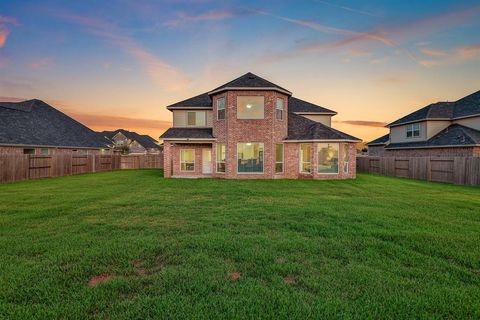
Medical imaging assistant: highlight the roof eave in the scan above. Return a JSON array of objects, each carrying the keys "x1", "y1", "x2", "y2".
[
  {"x1": 166, "y1": 106, "x2": 213, "y2": 110},
  {"x1": 387, "y1": 118, "x2": 453, "y2": 128},
  {"x1": 0, "y1": 143, "x2": 108, "y2": 149},
  {"x1": 293, "y1": 111, "x2": 337, "y2": 116},
  {"x1": 385, "y1": 144, "x2": 480, "y2": 150},
  {"x1": 283, "y1": 139, "x2": 361, "y2": 143},
  {"x1": 207, "y1": 87, "x2": 292, "y2": 96}
]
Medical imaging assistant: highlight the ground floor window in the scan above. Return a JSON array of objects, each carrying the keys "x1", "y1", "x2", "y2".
[
  {"x1": 300, "y1": 144, "x2": 311, "y2": 173},
  {"x1": 216, "y1": 144, "x2": 226, "y2": 173},
  {"x1": 40, "y1": 148, "x2": 49, "y2": 155},
  {"x1": 275, "y1": 144, "x2": 283, "y2": 173},
  {"x1": 23, "y1": 148, "x2": 35, "y2": 155},
  {"x1": 318, "y1": 143, "x2": 339, "y2": 174},
  {"x1": 180, "y1": 149, "x2": 195, "y2": 171},
  {"x1": 237, "y1": 143, "x2": 264, "y2": 173},
  {"x1": 343, "y1": 144, "x2": 349, "y2": 174}
]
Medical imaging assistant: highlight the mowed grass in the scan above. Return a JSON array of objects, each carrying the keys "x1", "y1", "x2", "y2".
[{"x1": 0, "y1": 170, "x2": 479, "y2": 319}]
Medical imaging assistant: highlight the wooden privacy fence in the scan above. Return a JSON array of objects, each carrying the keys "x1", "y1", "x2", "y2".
[
  {"x1": 0, "y1": 154, "x2": 163, "y2": 183},
  {"x1": 357, "y1": 156, "x2": 480, "y2": 186}
]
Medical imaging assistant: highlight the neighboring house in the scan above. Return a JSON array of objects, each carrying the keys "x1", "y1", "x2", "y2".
[
  {"x1": 160, "y1": 72, "x2": 361, "y2": 179},
  {"x1": 0, "y1": 99, "x2": 111, "y2": 155},
  {"x1": 102, "y1": 129, "x2": 162, "y2": 154},
  {"x1": 368, "y1": 90, "x2": 480, "y2": 157}
]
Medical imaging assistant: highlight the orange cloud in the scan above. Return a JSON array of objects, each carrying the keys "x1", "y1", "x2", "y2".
[
  {"x1": 28, "y1": 58, "x2": 53, "y2": 70},
  {"x1": 456, "y1": 45, "x2": 480, "y2": 59},
  {"x1": 0, "y1": 96, "x2": 24, "y2": 102},
  {"x1": 164, "y1": 9, "x2": 247, "y2": 28},
  {"x1": 49, "y1": 10, "x2": 191, "y2": 91},
  {"x1": 420, "y1": 47, "x2": 448, "y2": 57},
  {"x1": 258, "y1": 4, "x2": 480, "y2": 66},
  {"x1": 0, "y1": 29, "x2": 8, "y2": 48},
  {"x1": 70, "y1": 113, "x2": 171, "y2": 130},
  {"x1": 334, "y1": 120, "x2": 388, "y2": 128},
  {"x1": 316, "y1": 1, "x2": 378, "y2": 17},
  {"x1": 0, "y1": 15, "x2": 17, "y2": 48},
  {"x1": 417, "y1": 44, "x2": 480, "y2": 67}
]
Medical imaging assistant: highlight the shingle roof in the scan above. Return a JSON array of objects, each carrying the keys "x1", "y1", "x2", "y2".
[
  {"x1": 208, "y1": 72, "x2": 292, "y2": 95},
  {"x1": 388, "y1": 90, "x2": 480, "y2": 127},
  {"x1": 160, "y1": 128, "x2": 214, "y2": 140},
  {"x1": 0, "y1": 99, "x2": 111, "y2": 149},
  {"x1": 386, "y1": 124, "x2": 480, "y2": 149},
  {"x1": 453, "y1": 90, "x2": 480, "y2": 118},
  {"x1": 288, "y1": 97, "x2": 337, "y2": 114},
  {"x1": 102, "y1": 129, "x2": 160, "y2": 149},
  {"x1": 166, "y1": 92, "x2": 212, "y2": 109},
  {"x1": 286, "y1": 113, "x2": 361, "y2": 141},
  {"x1": 367, "y1": 134, "x2": 390, "y2": 146}
]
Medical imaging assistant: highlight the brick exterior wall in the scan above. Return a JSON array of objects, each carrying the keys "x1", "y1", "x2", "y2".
[
  {"x1": 368, "y1": 145, "x2": 480, "y2": 157},
  {"x1": 163, "y1": 89, "x2": 357, "y2": 180},
  {"x1": 282, "y1": 142, "x2": 356, "y2": 180},
  {"x1": 164, "y1": 143, "x2": 212, "y2": 178},
  {"x1": 210, "y1": 90, "x2": 289, "y2": 179}
]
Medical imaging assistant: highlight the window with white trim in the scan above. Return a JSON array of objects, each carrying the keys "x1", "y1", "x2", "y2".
[
  {"x1": 318, "y1": 143, "x2": 339, "y2": 174},
  {"x1": 216, "y1": 143, "x2": 226, "y2": 173},
  {"x1": 237, "y1": 143, "x2": 264, "y2": 173},
  {"x1": 406, "y1": 123, "x2": 420, "y2": 138},
  {"x1": 276, "y1": 98, "x2": 284, "y2": 120},
  {"x1": 187, "y1": 111, "x2": 206, "y2": 126},
  {"x1": 300, "y1": 144, "x2": 311, "y2": 173},
  {"x1": 180, "y1": 149, "x2": 195, "y2": 171},
  {"x1": 275, "y1": 144, "x2": 283, "y2": 173},
  {"x1": 343, "y1": 144, "x2": 349, "y2": 174},
  {"x1": 217, "y1": 97, "x2": 225, "y2": 120}
]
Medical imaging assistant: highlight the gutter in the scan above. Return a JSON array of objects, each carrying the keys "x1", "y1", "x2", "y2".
[
  {"x1": 208, "y1": 87, "x2": 292, "y2": 96},
  {"x1": 283, "y1": 139, "x2": 361, "y2": 143},
  {"x1": 385, "y1": 144, "x2": 480, "y2": 150}
]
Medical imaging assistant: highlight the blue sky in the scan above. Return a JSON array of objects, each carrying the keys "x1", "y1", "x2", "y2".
[{"x1": 1, "y1": 0, "x2": 479, "y2": 141}]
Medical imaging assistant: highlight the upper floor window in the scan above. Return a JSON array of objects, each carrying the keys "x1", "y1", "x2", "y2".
[
  {"x1": 237, "y1": 96, "x2": 264, "y2": 119},
  {"x1": 187, "y1": 111, "x2": 206, "y2": 126},
  {"x1": 406, "y1": 123, "x2": 420, "y2": 138},
  {"x1": 217, "y1": 97, "x2": 225, "y2": 120},
  {"x1": 276, "y1": 98, "x2": 284, "y2": 120},
  {"x1": 40, "y1": 148, "x2": 49, "y2": 155}
]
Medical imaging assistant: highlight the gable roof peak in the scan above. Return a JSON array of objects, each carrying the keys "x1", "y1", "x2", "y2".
[{"x1": 208, "y1": 72, "x2": 292, "y2": 96}]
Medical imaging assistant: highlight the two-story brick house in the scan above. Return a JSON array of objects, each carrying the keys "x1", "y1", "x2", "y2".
[
  {"x1": 368, "y1": 90, "x2": 480, "y2": 157},
  {"x1": 160, "y1": 72, "x2": 361, "y2": 179}
]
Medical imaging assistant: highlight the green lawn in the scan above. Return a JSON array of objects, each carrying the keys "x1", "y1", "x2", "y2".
[{"x1": 0, "y1": 170, "x2": 479, "y2": 319}]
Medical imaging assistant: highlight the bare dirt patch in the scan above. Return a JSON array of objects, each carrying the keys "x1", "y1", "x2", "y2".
[
  {"x1": 230, "y1": 271, "x2": 241, "y2": 281},
  {"x1": 132, "y1": 259, "x2": 164, "y2": 276},
  {"x1": 87, "y1": 274, "x2": 113, "y2": 287},
  {"x1": 283, "y1": 275, "x2": 296, "y2": 285}
]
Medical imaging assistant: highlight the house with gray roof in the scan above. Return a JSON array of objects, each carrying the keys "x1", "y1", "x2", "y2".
[
  {"x1": 0, "y1": 99, "x2": 111, "y2": 155},
  {"x1": 160, "y1": 72, "x2": 361, "y2": 179},
  {"x1": 368, "y1": 90, "x2": 480, "y2": 157},
  {"x1": 101, "y1": 129, "x2": 162, "y2": 154}
]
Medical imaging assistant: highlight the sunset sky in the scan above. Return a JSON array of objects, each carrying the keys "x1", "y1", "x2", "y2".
[{"x1": 1, "y1": 0, "x2": 480, "y2": 142}]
